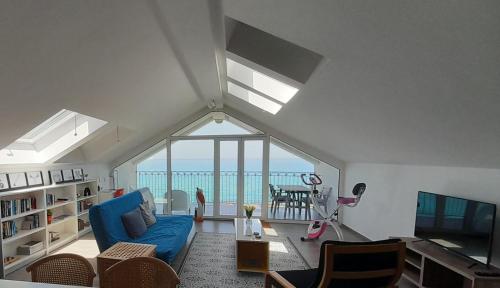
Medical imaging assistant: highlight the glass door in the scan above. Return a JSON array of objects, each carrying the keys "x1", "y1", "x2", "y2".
[
  {"x1": 170, "y1": 139, "x2": 214, "y2": 216},
  {"x1": 243, "y1": 140, "x2": 264, "y2": 217},
  {"x1": 219, "y1": 140, "x2": 239, "y2": 216}
]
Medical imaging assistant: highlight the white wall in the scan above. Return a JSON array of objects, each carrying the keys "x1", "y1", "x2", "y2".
[
  {"x1": 343, "y1": 163, "x2": 500, "y2": 267},
  {"x1": 114, "y1": 161, "x2": 137, "y2": 192}
]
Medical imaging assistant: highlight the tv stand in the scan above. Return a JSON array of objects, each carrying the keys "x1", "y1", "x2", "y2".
[{"x1": 396, "y1": 237, "x2": 500, "y2": 288}]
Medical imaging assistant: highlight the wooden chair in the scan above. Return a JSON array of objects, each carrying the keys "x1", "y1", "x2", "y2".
[
  {"x1": 102, "y1": 256, "x2": 180, "y2": 288},
  {"x1": 26, "y1": 253, "x2": 96, "y2": 287},
  {"x1": 265, "y1": 239, "x2": 406, "y2": 288}
]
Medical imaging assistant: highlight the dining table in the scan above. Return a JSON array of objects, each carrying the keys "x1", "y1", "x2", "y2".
[{"x1": 276, "y1": 185, "x2": 312, "y2": 220}]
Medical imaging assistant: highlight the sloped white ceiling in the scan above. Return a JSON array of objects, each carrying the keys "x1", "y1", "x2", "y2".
[
  {"x1": 223, "y1": 0, "x2": 500, "y2": 168},
  {"x1": 0, "y1": 0, "x2": 208, "y2": 165},
  {"x1": 2, "y1": 1, "x2": 500, "y2": 169}
]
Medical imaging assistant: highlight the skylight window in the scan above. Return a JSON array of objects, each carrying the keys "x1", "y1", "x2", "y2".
[
  {"x1": 227, "y1": 58, "x2": 298, "y2": 104},
  {"x1": 225, "y1": 56, "x2": 300, "y2": 115},
  {"x1": 228, "y1": 81, "x2": 282, "y2": 114},
  {"x1": 0, "y1": 109, "x2": 107, "y2": 165}
]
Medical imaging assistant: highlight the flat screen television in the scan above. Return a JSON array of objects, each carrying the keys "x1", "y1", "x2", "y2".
[{"x1": 415, "y1": 191, "x2": 496, "y2": 266}]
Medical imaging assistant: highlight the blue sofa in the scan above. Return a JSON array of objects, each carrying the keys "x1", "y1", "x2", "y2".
[{"x1": 89, "y1": 191, "x2": 193, "y2": 263}]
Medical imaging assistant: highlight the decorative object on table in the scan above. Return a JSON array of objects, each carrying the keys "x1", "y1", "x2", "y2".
[
  {"x1": 62, "y1": 169, "x2": 74, "y2": 182},
  {"x1": 49, "y1": 170, "x2": 63, "y2": 184},
  {"x1": 83, "y1": 187, "x2": 91, "y2": 196},
  {"x1": 245, "y1": 221, "x2": 253, "y2": 236},
  {"x1": 49, "y1": 231, "x2": 60, "y2": 243},
  {"x1": 244, "y1": 204, "x2": 256, "y2": 220},
  {"x1": 7, "y1": 172, "x2": 28, "y2": 189},
  {"x1": 17, "y1": 240, "x2": 44, "y2": 255},
  {"x1": 73, "y1": 168, "x2": 84, "y2": 181},
  {"x1": 195, "y1": 187, "x2": 205, "y2": 222},
  {"x1": 47, "y1": 209, "x2": 53, "y2": 224},
  {"x1": 0, "y1": 173, "x2": 10, "y2": 191},
  {"x1": 26, "y1": 171, "x2": 44, "y2": 187}
]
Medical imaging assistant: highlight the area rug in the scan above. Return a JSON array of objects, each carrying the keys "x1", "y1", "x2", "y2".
[{"x1": 179, "y1": 232, "x2": 310, "y2": 288}]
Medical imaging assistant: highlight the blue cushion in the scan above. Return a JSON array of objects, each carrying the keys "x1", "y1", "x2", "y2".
[{"x1": 121, "y1": 207, "x2": 147, "y2": 238}]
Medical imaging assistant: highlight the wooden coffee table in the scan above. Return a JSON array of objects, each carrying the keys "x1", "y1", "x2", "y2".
[
  {"x1": 234, "y1": 218, "x2": 269, "y2": 273},
  {"x1": 97, "y1": 242, "x2": 156, "y2": 286}
]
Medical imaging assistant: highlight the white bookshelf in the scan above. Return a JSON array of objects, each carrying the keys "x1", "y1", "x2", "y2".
[{"x1": 0, "y1": 180, "x2": 99, "y2": 277}]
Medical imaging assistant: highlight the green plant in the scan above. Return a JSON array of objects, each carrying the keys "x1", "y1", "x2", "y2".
[{"x1": 47, "y1": 209, "x2": 53, "y2": 216}]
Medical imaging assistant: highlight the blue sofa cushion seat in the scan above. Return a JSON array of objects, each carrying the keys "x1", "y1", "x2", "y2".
[
  {"x1": 90, "y1": 190, "x2": 193, "y2": 263},
  {"x1": 132, "y1": 215, "x2": 193, "y2": 263}
]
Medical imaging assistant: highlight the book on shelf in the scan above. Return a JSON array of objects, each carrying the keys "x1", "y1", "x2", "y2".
[
  {"x1": 2, "y1": 221, "x2": 17, "y2": 239},
  {"x1": 1, "y1": 197, "x2": 37, "y2": 218},
  {"x1": 21, "y1": 214, "x2": 40, "y2": 230}
]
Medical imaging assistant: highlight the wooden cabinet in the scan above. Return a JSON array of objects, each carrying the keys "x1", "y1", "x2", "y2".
[{"x1": 398, "y1": 238, "x2": 500, "y2": 288}]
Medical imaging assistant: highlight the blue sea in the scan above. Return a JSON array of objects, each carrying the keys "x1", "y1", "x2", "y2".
[{"x1": 137, "y1": 159, "x2": 313, "y2": 204}]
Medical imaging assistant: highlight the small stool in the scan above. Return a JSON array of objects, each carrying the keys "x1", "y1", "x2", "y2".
[{"x1": 97, "y1": 242, "x2": 156, "y2": 287}]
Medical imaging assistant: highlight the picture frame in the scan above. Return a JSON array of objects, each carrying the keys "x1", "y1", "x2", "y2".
[
  {"x1": 27, "y1": 171, "x2": 44, "y2": 187},
  {"x1": 49, "y1": 170, "x2": 63, "y2": 184},
  {"x1": 73, "y1": 168, "x2": 84, "y2": 181},
  {"x1": 8, "y1": 172, "x2": 28, "y2": 189},
  {"x1": 0, "y1": 173, "x2": 10, "y2": 191},
  {"x1": 62, "y1": 169, "x2": 74, "y2": 182}
]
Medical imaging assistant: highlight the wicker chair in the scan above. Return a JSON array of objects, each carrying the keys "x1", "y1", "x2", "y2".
[
  {"x1": 102, "y1": 256, "x2": 180, "y2": 288},
  {"x1": 26, "y1": 253, "x2": 96, "y2": 287}
]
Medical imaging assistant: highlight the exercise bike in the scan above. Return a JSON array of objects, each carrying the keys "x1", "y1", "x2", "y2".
[{"x1": 300, "y1": 173, "x2": 366, "y2": 241}]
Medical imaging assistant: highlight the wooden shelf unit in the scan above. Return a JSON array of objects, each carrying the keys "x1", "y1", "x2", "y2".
[
  {"x1": 0, "y1": 180, "x2": 99, "y2": 278},
  {"x1": 399, "y1": 238, "x2": 500, "y2": 288}
]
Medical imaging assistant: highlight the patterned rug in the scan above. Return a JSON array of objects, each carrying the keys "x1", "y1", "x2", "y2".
[{"x1": 179, "y1": 232, "x2": 310, "y2": 288}]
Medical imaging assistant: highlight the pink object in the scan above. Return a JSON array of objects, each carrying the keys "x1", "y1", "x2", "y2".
[{"x1": 337, "y1": 197, "x2": 357, "y2": 205}]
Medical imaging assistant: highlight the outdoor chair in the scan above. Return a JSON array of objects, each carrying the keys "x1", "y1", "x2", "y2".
[
  {"x1": 269, "y1": 184, "x2": 291, "y2": 217},
  {"x1": 164, "y1": 190, "x2": 190, "y2": 214}
]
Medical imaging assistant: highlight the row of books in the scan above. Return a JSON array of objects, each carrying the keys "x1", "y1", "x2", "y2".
[
  {"x1": 46, "y1": 194, "x2": 69, "y2": 206},
  {"x1": 77, "y1": 200, "x2": 93, "y2": 213},
  {"x1": 1, "y1": 198, "x2": 37, "y2": 218},
  {"x1": 21, "y1": 214, "x2": 40, "y2": 230},
  {"x1": 2, "y1": 221, "x2": 17, "y2": 239}
]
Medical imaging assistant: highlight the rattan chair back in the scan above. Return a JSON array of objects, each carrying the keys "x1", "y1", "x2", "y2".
[
  {"x1": 26, "y1": 253, "x2": 96, "y2": 287},
  {"x1": 102, "y1": 256, "x2": 180, "y2": 288}
]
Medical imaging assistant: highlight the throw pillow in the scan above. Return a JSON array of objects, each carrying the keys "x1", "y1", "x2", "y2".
[
  {"x1": 140, "y1": 201, "x2": 157, "y2": 227},
  {"x1": 121, "y1": 207, "x2": 147, "y2": 238}
]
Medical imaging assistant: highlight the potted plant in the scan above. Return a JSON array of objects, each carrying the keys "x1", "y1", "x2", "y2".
[
  {"x1": 47, "y1": 209, "x2": 53, "y2": 224},
  {"x1": 244, "y1": 205, "x2": 256, "y2": 220}
]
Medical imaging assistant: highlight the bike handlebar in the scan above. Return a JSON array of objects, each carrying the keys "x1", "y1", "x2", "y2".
[{"x1": 301, "y1": 173, "x2": 323, "y2": 186}]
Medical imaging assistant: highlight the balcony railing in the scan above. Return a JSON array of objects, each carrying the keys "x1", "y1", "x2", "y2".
[{"x1": 136, "y1": 170, "x2": 312, "y2": 205}]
